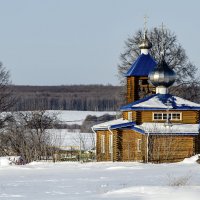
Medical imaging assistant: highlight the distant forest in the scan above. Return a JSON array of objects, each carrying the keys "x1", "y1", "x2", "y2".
[{"x1": 11, "y1": 85, "x2": 123, "y2": 111}]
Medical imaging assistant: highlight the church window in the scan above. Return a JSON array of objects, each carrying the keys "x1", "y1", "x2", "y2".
[
  {"x1": 137, "y1": 139, "x2": 142, "y2": 152},
  {"x1": 101, "y1": 135, "x2": 105, "y2": 153},
  {"x1": 153, "y1": 112, "x2": 181, "y2": 121},
  {"x1": 109, "y1": 134, "x2": 113, "y2": 154},
  {"x1": 128, "y1": 111, "x2": 132, "y2": 121},
  {"x1": 172, "y1": 113, "x2": 181, "y2": 120},
  {"x1": 163, "y1": 113, "x2": 172, "y2": 120},
  {"x1": 153, "y1": 113, "x2": 162, "y2": 120}
]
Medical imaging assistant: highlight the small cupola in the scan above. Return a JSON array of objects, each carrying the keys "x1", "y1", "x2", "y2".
[
  {"x1": 139, "y1": 32, "x2": 152, "y2": 55},
  {"x1": 148, "y1": 55, "x2": 176, "y2": 94}
]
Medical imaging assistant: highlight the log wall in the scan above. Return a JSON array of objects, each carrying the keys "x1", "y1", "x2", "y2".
[
  {"x1": 126, "y1": 76, "x2": 155, "y2": 104},
  {"x1": 140, "y1": 110, "x2": 199, "y2": 124},
  {"x1": 149, "y1": 135, "x2": 196, "y2": 162},
  {"x1": 119, "y1": 130, "x2": 146, "y2": 161},
  {"x1": 127, "y1": 77, "x2": 138, "y2": 103},
  {"x1": 96, "y1": 129, "x2": 147, "y2": 162},
  {"x1": 123, "y1": 111, "x2": 137, "y2": 121},
  {"x1": 96, "y1": 130, "x2": 111, "y2": 161},
  {"x1": 122, "y1": 110, "x2": 200, "y2": 124},
  {"x1": 96, "y1": 129, "x2": 200, "y2": 163}
]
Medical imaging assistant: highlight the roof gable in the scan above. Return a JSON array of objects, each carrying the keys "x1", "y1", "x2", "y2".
[{"x1": 125, "y1": 53, "x2": 156, "y2": 77}]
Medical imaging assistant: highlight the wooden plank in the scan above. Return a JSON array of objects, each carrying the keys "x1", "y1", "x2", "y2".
[{"x1": 149, "y1": 135, "x2": 195, "y2": 162}]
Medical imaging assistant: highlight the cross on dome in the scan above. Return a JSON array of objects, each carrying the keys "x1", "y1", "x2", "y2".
[
  {"x1": 143, "y1": 15, "x2": 148, "y2": 38},
  {"x1": 139, "y1": 15, "x2": 152, "y2": 54}
]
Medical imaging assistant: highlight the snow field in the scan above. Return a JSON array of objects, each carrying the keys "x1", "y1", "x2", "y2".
[{"x1": 0, "y1": 156, "x2": 200, "y2": 200}]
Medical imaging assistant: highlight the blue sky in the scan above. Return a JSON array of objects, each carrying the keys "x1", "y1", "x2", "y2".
[{"x1": 0, "y1": 0, "x2": 199, "y2": 85}]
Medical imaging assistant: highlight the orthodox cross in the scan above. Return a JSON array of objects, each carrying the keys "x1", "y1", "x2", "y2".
[
  {"x1": 143, "y1": 15, "x2": 148, "y2": 38},
  {"x1": 160, "y1": 22, "x2": 166, "y2": 56}
]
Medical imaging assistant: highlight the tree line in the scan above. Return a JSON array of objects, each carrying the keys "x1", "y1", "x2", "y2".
[{"x1": 11, "y1": 85, "x2": 122, "y2": 111}]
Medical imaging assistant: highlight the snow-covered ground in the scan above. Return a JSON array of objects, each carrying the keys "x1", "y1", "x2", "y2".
[{"x1": 0, "y1": 156, "x2": 200, "y2": 200}]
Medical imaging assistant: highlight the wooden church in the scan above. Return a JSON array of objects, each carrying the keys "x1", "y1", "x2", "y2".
[{"x1": 92, "y1": 31, "x2": 200, "y2": 163}]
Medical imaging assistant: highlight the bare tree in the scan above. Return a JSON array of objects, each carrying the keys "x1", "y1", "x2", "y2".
[
  {"x1": 72, "y1": 130, "x2": 96, "y2": 161},
  {"x1": 0, "y1": 63, "x2": 16, "y2": 130},
  {"x1": 118, "y1": 27, "x2": 199, "y2": 101},
  {"x1": 0, "y1": 110, "x2": 60, "y2": 163},
  {"x1": 0, "y1": 63, "x2": 15, "y2": 111},
  {"x1": 72, "y1": 131, "x2": 89, "y2": 151},
  {"x1": 20, "y1": 110, "x2": 60, "y2": 161}
]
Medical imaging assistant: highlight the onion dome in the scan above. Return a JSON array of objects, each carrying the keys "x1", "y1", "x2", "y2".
[
  {"x1": 148, "y1": 56, "x2": 176, "y2": 88},
  {"x1": 139, "y1": 33, "x2": 152, "y2": 50}
]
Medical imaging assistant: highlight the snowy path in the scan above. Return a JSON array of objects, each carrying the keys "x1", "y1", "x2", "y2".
[{"x1": 0, "y1": 161, "x2": 200, "y2": 200}]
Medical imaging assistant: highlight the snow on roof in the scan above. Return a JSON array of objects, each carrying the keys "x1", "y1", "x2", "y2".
[
  {"x1": 134, "y1": 122, "x2": 200, "y2": 135},
  {"x1": 121, "y1": 94, "x2": 200, "y2": 111},
  {"x1": 92, "y1": 117, "x2": 200, "y2": 135},
  {"x1": 125, "y1": 53, "x2": 156, "y2": 77},
  {"x1": 92, "y1": 118, "x2": 134, "y2": 130}
]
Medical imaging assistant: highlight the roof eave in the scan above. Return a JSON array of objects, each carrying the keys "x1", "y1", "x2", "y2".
[
  {"x1": 120, "y1": 107, "x2": 200, "y2": 111},
  {"x1": 92, "y1": 121, "x2": 135, "y2": 131},
  {"x1": 146, "y1": 132, "x2": 199, "y2": 136}
]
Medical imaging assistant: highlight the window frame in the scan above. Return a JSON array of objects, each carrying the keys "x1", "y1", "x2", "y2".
[
  {"x1": 152, "y1": 112, "x2": 182, "y2": 121},
  {"x1": 127, "y1": 111, "x2": 132, "y2": 122},
  {"x1": 101, "y1": 134, "x2": 105, "y2": 154},
  {"x1": 109, "y1": 134, "x2": 113, "y2": 154},
  {"x1": 137, "y1": 139, "x2": 142, "y2": 152}
]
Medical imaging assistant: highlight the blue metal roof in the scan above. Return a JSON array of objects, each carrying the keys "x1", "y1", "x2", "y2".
[
  {"x1": 120, "y1": 93, "x2": 200, "y2": 111},
  {"x1": 110, "y1": 122, "x2": 135, "y2": 129},
  {"x1": 131, "y1": 126, "x2": 145, "y2": 134},
  {"x1": 125, "y1": 53, "x2": 157, "y2": 77}
]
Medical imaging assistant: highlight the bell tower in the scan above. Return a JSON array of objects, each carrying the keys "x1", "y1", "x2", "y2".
[{"x1": 126, "y1": 31, "x2": 156, "y2": 103}]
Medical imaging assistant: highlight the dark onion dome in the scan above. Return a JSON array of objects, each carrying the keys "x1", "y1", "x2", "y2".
[
  {"x1": 139, "y1": 33, "x2": 152, "y2": 49},
  {"x1": 148, "y1": 57, "x2": 176, "y2": 87}
]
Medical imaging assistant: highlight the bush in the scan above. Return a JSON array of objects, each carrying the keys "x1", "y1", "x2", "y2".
[{"x1": 167, "y1": 174, "x2": 191, "y2": 186}]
